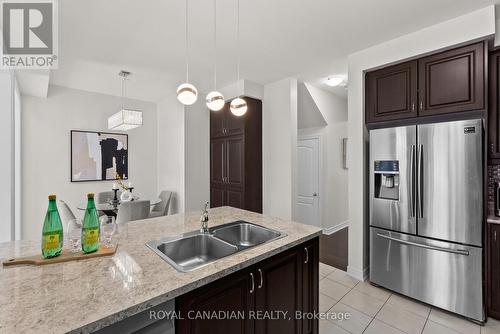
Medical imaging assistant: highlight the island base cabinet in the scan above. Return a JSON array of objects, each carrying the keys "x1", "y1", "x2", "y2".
[{"x1": 176, "y1": 237, "x2": 319, "y2": 334}]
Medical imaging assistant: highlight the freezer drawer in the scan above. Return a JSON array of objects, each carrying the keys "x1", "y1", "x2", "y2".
[{"x1": 370, "y1": 227, "x2": 484, "y2": 321}]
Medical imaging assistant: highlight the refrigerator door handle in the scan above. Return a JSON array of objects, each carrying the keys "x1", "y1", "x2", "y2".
[
  {"x1": 409, "y1": 145, "x2": 416, "y2": 217},
  {"x1": 417, "y1": 144, "x2": 424, "y2": 218},
  {"x1": 376, "y1": 233, "x2": 470, "y2": 256}
]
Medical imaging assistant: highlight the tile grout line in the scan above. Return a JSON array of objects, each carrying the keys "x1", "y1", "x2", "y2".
[
  {"x1": 361, "y1": 292, "x2": 411, "y2": 334},
  {"x1": 420, "y1": 307, "x2": 431, "y2": 334}
]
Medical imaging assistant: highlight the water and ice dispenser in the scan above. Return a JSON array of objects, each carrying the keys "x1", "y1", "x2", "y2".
[{"x1": 374, "y1": 160, "x2": 399, "y2": 201}]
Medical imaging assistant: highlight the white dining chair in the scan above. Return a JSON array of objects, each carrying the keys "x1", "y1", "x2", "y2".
[
  {"x1": 116, "y1": 200, "x2": 151, "y2": 225},
  {"x1": 149, "y1": 191, "x2": 172, "y2": 218},
  {"x1": 96, "y1": 191, "x2": 116, "y2": 204},
  {"x1": 58, "y1": 200, "x2": 80, "y2": 226}
]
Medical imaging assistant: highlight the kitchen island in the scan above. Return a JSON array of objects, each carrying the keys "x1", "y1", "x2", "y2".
[{"x1": 0, "y1": 207, "x2": 321, "y2": 333}]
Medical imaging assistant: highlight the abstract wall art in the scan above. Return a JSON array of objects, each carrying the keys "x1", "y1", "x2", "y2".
[{"x1": 71, "y1": 130, "x2": 128, "y2": 182}]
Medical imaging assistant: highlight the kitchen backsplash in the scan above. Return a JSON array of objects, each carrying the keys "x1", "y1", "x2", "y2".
[{"x1": 487, "y1": 165, "x2": 500, "y2": 216}]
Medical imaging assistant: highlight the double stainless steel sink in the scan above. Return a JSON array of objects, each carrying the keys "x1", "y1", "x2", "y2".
[{"x1": 146, "y1": 221, "x2": 285, "y2": 272}]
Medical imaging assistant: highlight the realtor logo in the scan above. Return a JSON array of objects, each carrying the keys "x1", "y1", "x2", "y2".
[{"x1": 1, "y1": 0, "x2": 58, "y2": 69}]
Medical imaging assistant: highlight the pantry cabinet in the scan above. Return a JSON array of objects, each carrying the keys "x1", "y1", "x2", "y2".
[{"x1": 489, "y1": 224, "x2": 500, "y2": 319}]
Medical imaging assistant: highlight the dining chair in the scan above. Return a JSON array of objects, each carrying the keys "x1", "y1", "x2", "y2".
[
  {"x1": 116, "y1": 200, "x2": 151, "y2": 225},
  {"x1": 96, "y1": 191, "x2": 116, "y2": 204},
  {"x1": 149, "y1": 191, "x2": 172, "y2": 218},
  {"x1": 58, "y1": 200, "x2": 80, "y2": 226}
]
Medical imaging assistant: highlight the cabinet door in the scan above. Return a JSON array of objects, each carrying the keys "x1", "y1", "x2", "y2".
[
  {"x1": 226, "y1": 189, "x2": 244, "y2": 209},
  {"x1": 176, "y1": 269, "x2": 255, "y2": 334},
  {"x1": 225, "y1": 105, "x2": 245, "y2": 136},
  {"x1": 210, "y1": 186, "x2": 225, "y2": 208},
  {"x1": 302, "y1": 239, "x2": 319, "y2": 334},
  {"x1": 365, "y1": 60, "x2": 418, "y2": 123},
  {"x1": 489, "y1": 51, "x2": 500, "y2": 161},
  {"x1": 210, "y1": 108, "x2": 226, "y2": 138},
  {"x1": 418, "y1": 42, "x2": 484, "y2": 116},
  {"x1": 226, "y1": 136, "x2": 245, "y2": 188},
  {"x1": 210, "y1": 138, "x2": 225, "y2": 185},
  {"x1": 490, "y1": 224, "x2": 500, "y2": 319},
  {"x1": 255, "y1": 249, "x2": 302, "y2": 334}
]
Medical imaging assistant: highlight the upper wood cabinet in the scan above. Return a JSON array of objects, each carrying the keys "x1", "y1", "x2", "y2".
[
  {"x1": 366, "y1": 41, "x2": 486, "y2": 124},
  {"x1": 366, "y1": 60, "x2": 418, "y2": 123},
  {"x1": 489, "y1": 50, "x2": 500, "y2": 162},
  {"x1": 418, "y1": 42, "x2": 484, "y2": 116}
]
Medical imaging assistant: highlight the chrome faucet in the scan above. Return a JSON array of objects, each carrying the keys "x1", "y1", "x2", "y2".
[{"x1": 200, "y1": 202, "x2": 209, "y2": 233}]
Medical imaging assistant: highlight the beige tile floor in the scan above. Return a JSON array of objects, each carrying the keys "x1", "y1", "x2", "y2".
[{"x1": 318, "y1": 262, "x2": 500, "y2": 334}]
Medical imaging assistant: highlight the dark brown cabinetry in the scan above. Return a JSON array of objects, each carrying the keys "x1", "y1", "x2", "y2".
[
  {"x1": 176, "y1": 238, "x2": 319, "y2": 334},
  {"x1": 366, "y1": 41, "x2": 486, "y2": 124},
  {"x1": 489, "y1": 224, "x2": 500, "y2": 319},
  {"x1": 489, "y1": 50, "x2": 500, "y2": 161},
  {"x1": 210, "y1": 97, "x2": 262, "y2": 213}
]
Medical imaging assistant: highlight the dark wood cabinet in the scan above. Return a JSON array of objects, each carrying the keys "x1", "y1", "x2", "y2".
[
  {"x1": 489, "y1": 50, "x2": 500, "y2": 162},
  {"x1": 489, "y1": 224, "x2": 500, "y2": 319},
  {"x1": 419, "y1": 42, "x2": 484, "y2": 117},
  {"x1": 366, "y1": 41, "x2": 486, "y2": 125},
  {"x1": 176, "y1": 238, "x2": 319, "y2": 334},
  {"x1": 210, "y1": 97, "x2": 262, "y2": 213},
  {"x1": 365, "y1": 60, "x2": 418, "y2": 123}
]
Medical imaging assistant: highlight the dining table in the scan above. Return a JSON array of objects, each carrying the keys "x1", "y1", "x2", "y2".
[{"x1": 77, "y1": 197, "x2": 162, "y2": 217}]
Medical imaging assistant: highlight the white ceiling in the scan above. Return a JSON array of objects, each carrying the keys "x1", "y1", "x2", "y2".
[{"x1": 47, "y1": 0, "x2": 499, "y2": 102}]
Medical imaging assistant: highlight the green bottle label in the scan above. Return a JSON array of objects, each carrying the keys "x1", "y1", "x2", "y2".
[
  {"x1": 83, "y1": 228, "x2": 99, "y2": 245},
  {"x1": 43, "y1": 233, "x2": 60, "y2": 251}
]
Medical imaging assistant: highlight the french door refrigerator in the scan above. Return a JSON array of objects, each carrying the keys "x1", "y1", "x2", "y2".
[{"x1": 369, "y1": 119, "x2": 484, "y2": 322}]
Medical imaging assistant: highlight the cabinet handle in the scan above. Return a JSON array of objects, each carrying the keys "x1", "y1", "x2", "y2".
[
  {"x1": 304, "y1": 247, "x2": 309, "y2": 264},
  {"x1": 490, "y1": 143, "x2": 495, "y2": 154},
  {"x1": 249, "y1": 273, "x2": 255, "y2": 294},
  {"x1": 411, "y1": 102, "x2": 415, "y2": 112},
  {"x1": 258, "y1": 269, "x2": 263, "y2": 289},
  {"x1": 495, "y1": 231, "x2": 498, "y2": 242}
]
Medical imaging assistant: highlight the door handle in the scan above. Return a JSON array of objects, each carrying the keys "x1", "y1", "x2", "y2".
[
  {"x1": 249, "y1": 273, "x2": 255, "y2": 294},
  {"x1": 409, "y1": 145, "x2": 416, "y2": 218},
  {"x1": 312, "y1": 193, "x2": 318, "y2": 197},
  {"x1": 258, "y1": 269, "x2": 263, "y2": 289},
  {"x1": 417, "y1": 145, "x2": 423, "y2": 218},
  {"x1": 304, "y1": 247, "x2": 309, "y2": 264},
  {"x1": 377, "y1": 233, "x2": 469, "y2": 256}
]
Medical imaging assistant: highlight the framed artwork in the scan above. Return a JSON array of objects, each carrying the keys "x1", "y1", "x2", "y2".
[{"x1": 71, "y1": 130, "x2": 128, "y2": 182}]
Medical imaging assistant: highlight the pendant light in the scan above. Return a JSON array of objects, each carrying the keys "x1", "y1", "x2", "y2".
[
  {"x1": 108, "y1": 71, "x2": 143, "y2": 131},
  {"x1": 177, "y1": 0, "x2": 198, "y2": 105},
  {"x1": 206, "y1": 0, "x2": 225, "y2": 111},
  {"x1": 230, "y1": 0, "x2": 247, "y2": 117}
]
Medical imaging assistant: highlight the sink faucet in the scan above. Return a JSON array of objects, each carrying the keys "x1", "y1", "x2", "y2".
[{"x1": 200, "y1": 202, "x2": 209, "y2": 233}]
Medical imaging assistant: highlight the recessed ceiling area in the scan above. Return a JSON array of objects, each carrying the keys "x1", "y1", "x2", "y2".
[{"x1": 46, "y1": 0, "x2": 500, "y2": 102}]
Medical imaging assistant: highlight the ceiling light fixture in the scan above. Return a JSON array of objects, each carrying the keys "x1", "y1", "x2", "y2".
[
  {"x1": 206, "y1": 0, "x2": 225, "y2": 111},
  {"x1": 230, "y1": 0, "x2": 247, "y2": 117},
  {"x1": 108, "y1": 71, "x2": 143, "y2": 131},
  {"x1": 326, "y1": 75, "x2": 347, "y2": 87},
  {"x1": 177, "y1": 0, "x2": 198, "y2": 106}
]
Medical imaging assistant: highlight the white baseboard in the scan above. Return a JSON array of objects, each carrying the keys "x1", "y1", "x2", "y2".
[
  {"x1": 322, "y1": 220, "x2": 349, "y2": 235},
  {"x1": 347, "y1": 266, "x2": 369, "y2": 281}
]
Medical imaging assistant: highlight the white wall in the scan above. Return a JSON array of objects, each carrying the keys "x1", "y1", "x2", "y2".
[
  {"x1": 184, "y1": 102, "x2": 210, "y2": 212},
  {"x1": 0, "y1": 71, "x2": 14, "y2": 242},
  {"x1": 263, "y1": 78, "x2": 298, "y2": 220},
  {"x1": 22, "y1": 85, "x2": 158, "y2": 241},
  {"x1": 157, "y1": 94, "x2": 185, "y2": 214},
  {"x1": 298, "y1": 83, "x2": 348, "y2": 232},
  {"x1": 347, "y1": 5, "x2": 495, "y2": 281}
]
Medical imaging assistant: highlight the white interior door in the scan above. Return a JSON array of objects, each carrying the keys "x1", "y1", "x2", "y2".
[{"x1": 296, "y1": 137, "x2": 320, "y2": 227}]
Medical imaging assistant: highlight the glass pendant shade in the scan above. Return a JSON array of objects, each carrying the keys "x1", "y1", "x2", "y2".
[
  {"x1": 206, "y1": 91, "x2": 225, "y2": 111},
  {"x1": 177, "y1": 83, "x2": 198, "y2": 105},
  {"x1": 230, "y1": 97, "x2": 247, "y2": 116},
  {"x1": 108, "y1": 109, "x2": 143, "y2": 131}
]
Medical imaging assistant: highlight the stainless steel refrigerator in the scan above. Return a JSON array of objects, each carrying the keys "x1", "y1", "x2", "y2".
[{"x1": 369, "y1": 119, "x2": 484, "y2": 322}]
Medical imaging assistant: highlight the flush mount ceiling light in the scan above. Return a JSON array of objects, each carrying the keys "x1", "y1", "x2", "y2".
[
  {"x1": 108, "y1": 71, "x2": 143, "y2": 131},
  {"x1": 177, "y1": 0, "x2": 198, "y2": 106},
  {"x1": 326, "y1": 75, "x2": 347, "y2": 87},
  {"x1": 230, "y1": 0, "x2": 247, "y2": 117},
  {"x1": 206, "y1": 0, "x2": 225, "y2": 111}
]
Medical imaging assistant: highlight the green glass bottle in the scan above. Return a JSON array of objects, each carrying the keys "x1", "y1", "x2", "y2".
[
  {"x1": 41, "y1": 195, "x2": 63, "y2": 258},
  {"x1": 81, "y1": 193, "x2": 100, "y2": 254}
]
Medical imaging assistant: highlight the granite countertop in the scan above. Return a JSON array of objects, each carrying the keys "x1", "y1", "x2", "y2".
[{"x1": 0, "y1": 207, "x2": 322, "y2": 334}]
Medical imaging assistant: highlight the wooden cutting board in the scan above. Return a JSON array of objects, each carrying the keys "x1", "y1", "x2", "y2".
[{"x1": 2, "y1": 244, "x2": 118, "y2": 267}]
